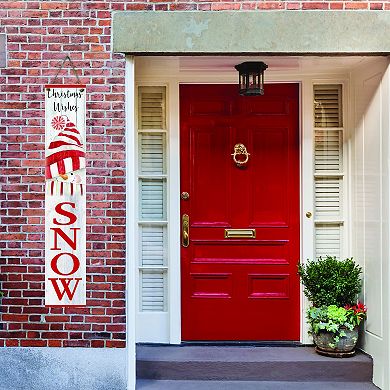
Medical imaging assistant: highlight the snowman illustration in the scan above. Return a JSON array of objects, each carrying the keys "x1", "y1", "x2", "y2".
[{"x1": 46, "y1": 115, "x2": 85, "y2": 195}]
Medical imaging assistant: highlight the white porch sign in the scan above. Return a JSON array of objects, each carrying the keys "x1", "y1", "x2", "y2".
[{"x1": 45, "y1": 84, "x2": 86, "y2": 306}]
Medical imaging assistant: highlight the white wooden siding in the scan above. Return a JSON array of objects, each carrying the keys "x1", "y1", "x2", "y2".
[{"x1": 350, "y1": 58, "x2": 390, "y2": 389}]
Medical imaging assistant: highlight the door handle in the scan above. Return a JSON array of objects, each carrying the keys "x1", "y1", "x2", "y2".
[{"x1": 182, "y1": 214, "x2": 189, "y2": 247}]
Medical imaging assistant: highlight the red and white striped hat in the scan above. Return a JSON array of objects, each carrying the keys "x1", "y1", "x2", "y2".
[{"x1": 45, "y1": 116, "x2": 85, "y2": 180}]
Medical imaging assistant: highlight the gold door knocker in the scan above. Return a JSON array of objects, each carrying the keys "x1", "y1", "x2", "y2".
[{"x1": 231, "y1": 143, "x2": 250, "y2": 168}]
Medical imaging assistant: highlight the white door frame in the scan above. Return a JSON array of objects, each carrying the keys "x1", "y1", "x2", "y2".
[
  {"x1": 129, "y1": 55, "x2": 351, "y2": 345},
  {"x1": 125, "y1": 56, "x2": 136, "y2": 390}
]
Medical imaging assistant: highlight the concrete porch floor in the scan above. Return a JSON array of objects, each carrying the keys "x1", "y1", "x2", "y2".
[{"x1": 136, "y1": 345, "x2": 378, "y2": 389}]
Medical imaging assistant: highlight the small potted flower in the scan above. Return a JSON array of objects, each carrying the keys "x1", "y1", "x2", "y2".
[{"x1": 298, "y1": 256, "x2": 367, "y2": 357}]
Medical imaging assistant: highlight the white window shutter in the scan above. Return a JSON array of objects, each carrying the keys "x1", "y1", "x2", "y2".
[
  {"x1": 138, "y1": 87, "x2": 166, "y2": 130},
  {"x1": 139, "y1": 179, "x2": 166, "y2": 221},
  {"x1": 137, "y1": 86, "x2": 168, "y2": 314},
  {"x1": 313, "y1": 84, "x2": 344, "y2": 260},
  {"x1": 141, "y1": 271, "x2": 166, "y2": 312},
  {"x1": 139, "y1": 133, "x2": 166, "y2": 175},
  {"x1": 315, "y1": 178, "x2": 342, "y2": 219},
  {"x1": 314, "y1": 84, "x2": 342, "y2": 128},
  {"x1": 140, "y1": 225, "x2": 167, "y2": 267},
  {"x1": 314, "y1": 130, "x2": 342, "y2": 173},
  {"x1": 315, "y1": 224, "x2": 342, "y2": 259}
]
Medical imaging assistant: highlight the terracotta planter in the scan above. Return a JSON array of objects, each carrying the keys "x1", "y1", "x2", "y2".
[{"x1": 313, "y1": 326, "x2": 359, "y2": 357}]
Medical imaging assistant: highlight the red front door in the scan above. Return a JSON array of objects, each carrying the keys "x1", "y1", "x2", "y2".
[{"x1": 180, "y1": 84, "x2": 300, "y2": 341}]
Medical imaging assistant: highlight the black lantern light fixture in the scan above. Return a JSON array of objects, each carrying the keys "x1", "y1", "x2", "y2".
[{"x1": 234, "y1": 61, "x2": 268, "y2": 96}]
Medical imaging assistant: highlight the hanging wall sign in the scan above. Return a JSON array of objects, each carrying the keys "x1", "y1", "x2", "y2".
[{"x1": 45, "y1": 84, "x2": 87, "y2": 306}]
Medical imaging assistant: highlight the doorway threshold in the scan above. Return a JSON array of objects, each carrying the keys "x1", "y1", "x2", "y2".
[
  {"x1": 138, "y1": 341, "x2": 303, "y2": 347},
  {"x1": 181, "y1": 341, "x2": 302, "y2": 347}
]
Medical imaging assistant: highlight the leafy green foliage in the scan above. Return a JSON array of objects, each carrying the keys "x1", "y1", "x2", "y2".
[
  {"x1": 298, "y1": 256, "x2": 362, "y2": 307},
  {"x1": 307, "y1": 305, "x2": 364, "y2": 347},
  {"x1": 308, "y1": 305, "x2": 353, "y2": 334}
]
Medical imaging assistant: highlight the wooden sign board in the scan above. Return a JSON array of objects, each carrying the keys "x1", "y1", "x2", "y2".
[{"x1": 45, "y1": 84, "x2": 86, "y2": 306}]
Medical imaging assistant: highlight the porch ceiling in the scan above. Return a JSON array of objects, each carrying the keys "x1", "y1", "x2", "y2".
[{"x1": 135, "y1": 56, "x2": 383, "y2": 78}]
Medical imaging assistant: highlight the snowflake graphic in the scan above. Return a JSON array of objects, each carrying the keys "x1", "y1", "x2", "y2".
[{"x1": 51, "y1": 115, "x2": 66, "y2": 131}]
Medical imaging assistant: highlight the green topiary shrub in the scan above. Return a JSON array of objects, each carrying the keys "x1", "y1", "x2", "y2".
[{"x1": 298, "y1": 256, "x2": 363, "y2": 307}]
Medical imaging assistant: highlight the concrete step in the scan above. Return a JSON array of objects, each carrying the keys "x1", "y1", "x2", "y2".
[
  {"x1": 137, "y1": 345, "x2": 373, "y2": 382},
  {"x1": 137, "y1": 380, "x2": 379, "y2": 389}
]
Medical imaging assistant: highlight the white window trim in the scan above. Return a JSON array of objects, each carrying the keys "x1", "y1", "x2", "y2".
[
  {"x1": 136, "y1": 83, "x2": 170, "y2": 343},
  {"x1": 125, "y1": 56, "x2": 136, "y2": 390},
  {"x1": 300, "y1": 78, "x2": 315, "y2": 344}
]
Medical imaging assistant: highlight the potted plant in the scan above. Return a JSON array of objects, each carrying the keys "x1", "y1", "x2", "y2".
[{"x1": 298, "y1": 256, "x2": 367, "y2": 357}]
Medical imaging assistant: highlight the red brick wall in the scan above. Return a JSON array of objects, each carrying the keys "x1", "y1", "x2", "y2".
[
  {"x1": 0, "y1": 1, "x2": 388, "y2": 348},
  {"x1": 0, "y1": 1, "x2": 127, "y2": 348}
]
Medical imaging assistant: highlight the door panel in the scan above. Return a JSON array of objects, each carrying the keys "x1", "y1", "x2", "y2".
[
  {"x1": 191, "y1": 125, "x2": 231, "y2": 226},
  {"x1": 180, "y1": 84, "x2": 300, "y2": 341},
  {"x1": 250, "y1": 127, "x2": 290, "y2": 226}
]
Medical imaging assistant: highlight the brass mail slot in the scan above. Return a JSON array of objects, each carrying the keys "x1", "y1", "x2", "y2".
[{"x1": 224, "y1": 229, "x2": 256, "y2": 239}]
